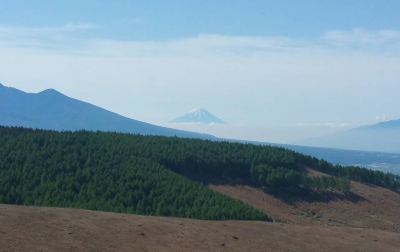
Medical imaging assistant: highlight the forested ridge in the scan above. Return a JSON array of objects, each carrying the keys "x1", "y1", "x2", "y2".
[
  {"x1": 0, "y1": 127, "x2": 269, "y2": 221},
  {"x1": 0, "y1": 126, "x2": 399, "y2": 221}
]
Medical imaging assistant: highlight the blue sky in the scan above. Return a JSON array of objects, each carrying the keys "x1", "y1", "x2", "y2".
[
  {"x1": 1, "y1": 1, "x2": 399, "y2": 143},
  {"x1": 3, "y1": 1, "x2": 400, "y2": 39}
]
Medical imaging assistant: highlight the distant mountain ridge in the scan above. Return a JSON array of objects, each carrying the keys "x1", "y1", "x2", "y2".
[
  {"x1": 170, "y1": 108, "x2": 226, "y2": 124},
  {"x1": 295, "y1": 119, "x2": 400, "y2": 153},
  {"x1": 353, "y1": 119, "x2": 400, "y2": 131},
  {"x1": 2, "y1": 83, "x2": 400, "y2": 171},
  {"x1": 0, "y1": 83, "x2": 216, "y2": 139}
]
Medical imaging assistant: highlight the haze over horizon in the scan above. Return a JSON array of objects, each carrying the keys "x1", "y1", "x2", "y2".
[{"x1": 1, "y1": 1, "x2": 399, "y2": 143}]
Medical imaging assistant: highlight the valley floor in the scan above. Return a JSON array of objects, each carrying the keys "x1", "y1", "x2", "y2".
[{"x1": 1, "y1": 204, "x2": 400, "y2": 252}]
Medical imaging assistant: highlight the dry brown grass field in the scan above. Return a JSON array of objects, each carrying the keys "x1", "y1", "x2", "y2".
[
  {"x1": 1, "y1": 167, "x2": 400, "y2": 252},
  {"x1": 1, "y1": 204, "x2": 400, "y2": 252},
  {"x1": 210, "y1": 179, "x2": 400, "y2": 233}
]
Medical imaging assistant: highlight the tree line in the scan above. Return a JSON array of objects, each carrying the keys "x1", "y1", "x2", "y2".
[
  {"x1": 296, "y1": 154, "x2": 400, "y2": 191},
  {"x1": 250, "y1": 164, "x2": 350, "y2": 193},
  {"x1": 0, "y1": 127, "x2": 269, "y2": 221}
]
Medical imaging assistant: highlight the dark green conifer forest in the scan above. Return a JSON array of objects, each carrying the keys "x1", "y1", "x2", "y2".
[{"x1": 0, "y1": 126, "x2": 399, "y2": 221}]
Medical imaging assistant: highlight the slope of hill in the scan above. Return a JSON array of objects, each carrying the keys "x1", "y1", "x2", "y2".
[
  {"x1": 0, "y1": 83, "x2": 215, "y2": 139},
  {"x1": 169, "y1": 108, "x2": 226, "y2": 124},
  {"x1": 0, "y1": 126, "x2": 270, "y2": 221},
  {"x1": 1, "y1": 126, "x2": 399, "y2": 219},
  {"x1": 1, "y1": 126, "x2": 400, "y2": 250},
  {"x1": 210, "y1": 174, "x2": 400, "y2": 233},
  {"x1": 295, "y1": 120, "x2": 400, "y2": 153},
  {"x1": 1, "y1": 204, "x2": 400, "y2": 252}
]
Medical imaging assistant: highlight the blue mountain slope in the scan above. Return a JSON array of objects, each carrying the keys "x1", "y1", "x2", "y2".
[
  {"x1": 0, "y1": 84, "x2": 215, "y2": 139},
  {"x1": 295, "y1": 120, "x2": 400, "y2": 153},
  {"x1": 353, "y1": 120, "x2": 400, "y2": 131}
]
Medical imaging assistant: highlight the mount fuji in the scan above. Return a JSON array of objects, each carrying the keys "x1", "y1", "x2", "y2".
[{"x1": 169, "y1": 108, "x2": 227, "y2": 125}]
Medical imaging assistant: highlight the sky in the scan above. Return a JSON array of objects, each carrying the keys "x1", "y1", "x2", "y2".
[{"x1": 0, "y1": 1, "x2": 399, "y2": 143}]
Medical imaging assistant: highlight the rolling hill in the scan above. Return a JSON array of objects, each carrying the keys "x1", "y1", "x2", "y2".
[{"x1": 1, "y1": 126, "x2": 400, "y2": 251}]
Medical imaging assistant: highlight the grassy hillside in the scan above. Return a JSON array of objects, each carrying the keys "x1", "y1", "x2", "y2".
[
  {"x1": 1, "y1": 204, "x2": 400, "y2": 252},
  {"x1": 0, "y1": 126, "x2": 399, "y2": 221}
]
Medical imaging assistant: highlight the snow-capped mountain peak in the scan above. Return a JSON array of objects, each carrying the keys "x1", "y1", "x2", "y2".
[{"x1": 170, "y1": 108, "x2": 226, "y2": 124}]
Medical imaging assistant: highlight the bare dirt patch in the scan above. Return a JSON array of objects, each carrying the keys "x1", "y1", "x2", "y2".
[
  {"x1": 210, "y1": 179, "x2": 400, "y2": 232},
  {"x1": 1, "y1": 204, "x2": 400, "y2": 252}
]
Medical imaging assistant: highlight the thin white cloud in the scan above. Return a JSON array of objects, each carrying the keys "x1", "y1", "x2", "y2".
[
  {"x1": 296, "y1": 123, "x2": 349, "y2": 128},
  {"x1": 0, "y1": 23, "x2": 97, "y2": 50},
  {"x1": 84, "y1": 34, "x2": 307, "y2": 58},
  {"x1": 374, "y1": 114, "x2": 394, "y2": 122},
  {"x1": 78, "y1": 30, "x2": 400, "y2": 59},
  {"x1": 91, "y1": 35, "x2": 303, "y2": 58},
  {"x1": 1, "y1": 23, "x2": 399, "y2": 55},
  {"x1": 375, "y1": 114, "x2": 388, "y2": 121},
  {"x1": 0, "y1": 23, "x2": 96, "y2": 34},
  {"x1": 322, "y1": 28, "x2": 400, "y2": 50},
  {"x1": 114, "y1": 17, "x2": 145, "y2": 25}
]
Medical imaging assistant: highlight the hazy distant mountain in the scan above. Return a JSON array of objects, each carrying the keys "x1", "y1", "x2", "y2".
[
  {"x1": 2, "y1": 83, "x2": 400, "y2": 171},
  {"x1": 170, "y1": 108, "x2": 226, "y2": 124},
  {"x1": 295, "y1": 120, "x2": 400, "y2": 153},
  {"x1": 0, "y1": 83, "x2": 216, "y2": 139},
  {"x1": 356, "y1": 120, "x2": 400, "y2": 131}
]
